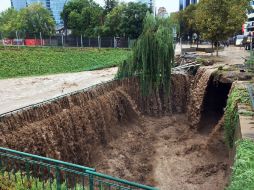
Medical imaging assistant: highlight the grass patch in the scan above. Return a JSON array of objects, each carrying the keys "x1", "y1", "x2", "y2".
[
  {"x1": 227, "y1": 139, "x2": 254, "y2": 190},
  {"x1": 224, "y1": 86, "x2": 250, "y2": 148},
  {"x1": 0, "y1": 46, "x2": 130, "y2": 79},
  {"x1": 0, "y1": 172, "x2": 85, "y2": 190}
]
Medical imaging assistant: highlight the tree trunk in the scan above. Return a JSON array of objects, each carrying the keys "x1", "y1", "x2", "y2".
[
  {"x1": 211, "y1": 41, "x2": 214, "y2": 56},
  {"x1": 216, "y1": 42, "x2": 219, "y2": 56}
]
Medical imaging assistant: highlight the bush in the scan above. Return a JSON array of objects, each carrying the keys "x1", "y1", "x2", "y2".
[{"x1": 224, "y1": 87, "x2": 250, "y2": 148}]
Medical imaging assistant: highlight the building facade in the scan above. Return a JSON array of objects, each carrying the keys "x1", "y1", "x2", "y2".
[
  {"x1": 10, "y1": 0, "x2": 27, "y2": 10},
  {"x1": 179, "y1": 0, "x2": 198, "y2": 11},
  {"x1": 10, "y1": 0, "x2": 67, "y2": 26},
  {"x1": 243, "y1": 0, "x2": 254, "y2": 35}
]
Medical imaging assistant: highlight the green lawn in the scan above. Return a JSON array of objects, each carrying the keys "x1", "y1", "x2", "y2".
[
  {"x1": 0, "y1": 47, "x2": 130, "y2": 79},
  {"x1": 227, "y1": 139, "x2": 254, "y2": 190}
]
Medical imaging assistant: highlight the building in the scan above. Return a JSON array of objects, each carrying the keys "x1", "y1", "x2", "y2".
[
  {"x1": 157, "y1": 7, "x2": 168, "y2": 18},
  {"x1": 10, "y1": 0, "x2": 68, "y2": 26},
  {"x1": 10, "y1": 0, "x2": 27, "y2": 10},
  {"x1": 179, "y1": 0, "x2": 198, "y2": 11},
  {"x1": 243, "y1": 0, "x2": 254, "y2": 35}
]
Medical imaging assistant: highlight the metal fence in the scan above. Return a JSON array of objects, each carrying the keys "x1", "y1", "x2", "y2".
[
  {"x1": 0, "y1": 35, "x2": 136, "y2": 48},
  {"x1": 0, "y1": 147, "x2": 157, "y2": 190}
]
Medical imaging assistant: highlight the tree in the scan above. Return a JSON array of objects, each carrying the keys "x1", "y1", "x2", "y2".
[
  {"x1": 104, "y1": 0, "x2": 118, "y2": 14},
  {"x1": 103, "y1": 2, "x2": 150, "y2": 38},
  {"x1": 195, "y1": 0, "x2": 249, "y2": 56},
  {"x1": 116, "y1": 13, "x2": 174, "y2": 96},
  {"x1": 18, "y1": 3, "x2": 55, "y2": 37},
  {"x1": 103, "y1": 3, "x2": 125, "y2": 36},
  {"x1": 0, "y1": 8, "x2": 19, "y2": 38},
  {"x1": 0, "y1": 4, "x2": 55, "y2": 38},
  {"x1": 61, "y1": 0, "x2": 103, "y2": 37}
]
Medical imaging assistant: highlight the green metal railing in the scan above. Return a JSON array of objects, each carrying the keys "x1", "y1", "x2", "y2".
[{"x1": 0, "y1": 147, "x2": 158, "y2": 190}]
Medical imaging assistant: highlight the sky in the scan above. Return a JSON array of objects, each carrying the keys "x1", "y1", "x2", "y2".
[{"x1": 0, "y1": 0, "x2": 179, "y2": 14}]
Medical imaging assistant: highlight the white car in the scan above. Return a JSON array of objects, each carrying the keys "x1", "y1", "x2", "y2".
[{"x1": 235, "y1": 35, "x2": 245, "y2": 46}]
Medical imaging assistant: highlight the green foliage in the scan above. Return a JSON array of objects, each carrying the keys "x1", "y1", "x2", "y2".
[
  {"x1": 102, "y1": 3, "x2": 125, "y2": 36},
  {"x1": 227, "y1": 139, "x2": 254, "y2": 190},
  {"x1": 168, "y1": 12, "x2": 180, "y2": 35},
  {"x1": 195, "y1": 0, "x2": 249, "y2": 55},
  {"x1": 61, "y1": 0, "x2": 103, "y2": 37},
  {"x1": 0, "y1": 47, "x2": 130, "y2": 79},
  {"x1": 0, "y1": 9, "x2": 19, "y2": 38},
  {"x1": 224, "y1": 87, "x2": 250, "y2": 148},
  {"x1": 0, "y1": 172, "x2": 85, "y2": 190},
  {"x1": 246, "y1": 52, "x2": 254, "y2": 72},
  {"x1": 116, "y1": 13, "x2": 174, "y2": 96},
  {"x1": 179, "y1": 4, "x2": 198, "y2": 39},
  {"x1": 18, "y1": 3, "x2": 55, "y2": 37},
  {"x1": 0, "y1": 4, "x2": 55, "y2": 38},
  {"x1": 103, "y1": 2, "x2": 150, "y2": 38},
  {"x1": 104, "y1": 0, "x2": 118, "y2": 15}
]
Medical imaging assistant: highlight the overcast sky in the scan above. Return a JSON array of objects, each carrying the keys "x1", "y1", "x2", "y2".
[{"x1": 0, "y1": 0, "x2": 179, "y2": 14}]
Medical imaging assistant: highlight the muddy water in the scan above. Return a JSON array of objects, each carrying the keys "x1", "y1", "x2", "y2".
[
  {"x1": 0, "y1": 74, "x2": 189, "y2": 163},
  {"x1": 0, "y1": 70, "x2": 230, "y2": 189},
  {"x1": 188, "y1": 68, "x2": 216, "y2": 128}
]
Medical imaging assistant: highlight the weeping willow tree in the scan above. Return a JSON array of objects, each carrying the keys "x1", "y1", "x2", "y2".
[{"x1": 116, "y1": 13, "x2": 174, "y2": 96}]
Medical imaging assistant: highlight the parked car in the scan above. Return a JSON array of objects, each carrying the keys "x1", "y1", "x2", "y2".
[{"x1": 235, "y1": 35, "x2": 245, "y2": 46}]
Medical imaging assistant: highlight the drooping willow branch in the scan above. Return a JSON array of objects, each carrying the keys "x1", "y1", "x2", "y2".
[{"x1": 116, "y1": 13, "x2": 174, "y2": 96}]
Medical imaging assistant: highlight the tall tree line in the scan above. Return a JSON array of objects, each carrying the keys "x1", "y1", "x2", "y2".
[
  {"x1": 0, "y1": 0, "x2": 151, "y2": 39},
  {"x1": 61, "y1": 0, "x2": 150, "y2": 38}
]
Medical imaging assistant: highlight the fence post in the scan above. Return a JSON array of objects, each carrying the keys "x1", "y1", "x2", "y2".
[
  {"x1": 89, "y1": 38, "x2": 91, "y2": 47},
  {"x1": 16, "y1": 31, "x2": 19, "y2": 49},
  {"x1": 56, "y1": 166, "x2": 61, "y2": 190},
  {"x1": 40, "y1": 32, "x2": 43, "y2": 47},
  {"x1": 62, "y1": 34, "x2": 64, "y2": 47},
  {"x1": 81, "y1": 35, "x2": 83, "y2": 47},
  {"x1": 98, "y1": 36, "x2": 101, "y2": 48},
  {"x1": 128, "y1": 37, "x2": 130, "y2": 48},
  {"x1": 89, "y1": 174, "x2": 94, "y2": 190}
]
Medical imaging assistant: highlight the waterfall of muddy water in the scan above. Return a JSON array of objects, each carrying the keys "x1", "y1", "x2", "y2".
[
  {"x1": 188, "y1": 67, "x2": 216, "y2": 128},
  {"x1": 0, "y1": 87, "x2": 141, "y2": 164},
  {"x1": 0, "y1": 74, "x2": 189, "y2": 164},
  {"x1": 0, "y1": 72, "x2": 230, "y2": 189},
  {"x1": 205, "y1": 116, "x2": 224, "y2": 148}
]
